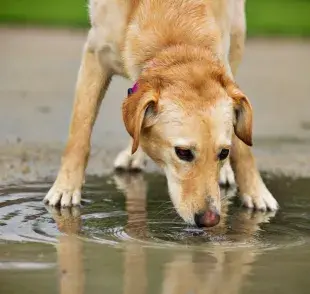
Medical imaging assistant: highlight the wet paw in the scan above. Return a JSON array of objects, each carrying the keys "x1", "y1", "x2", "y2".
[
  {"x1": 44, "y1": 181, "x2": 82, "y2": 207},
  {"x1": 240, "y1": 181, "x2": 279, "y2": 212},
  {"x1": 114, "y1": 148, "x2": 146, "y2": 171},
  {"x1": 219, "y1": 160, "x2": 235, "y2": 187}
]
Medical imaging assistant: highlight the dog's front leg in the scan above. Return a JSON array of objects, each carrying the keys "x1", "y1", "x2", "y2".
[
  {"x1": 230, "y1": 135, "x2": 279, "y2": 211},
  {"x1": 44, "y1": 45, "x2": 112, "y2": 207}
]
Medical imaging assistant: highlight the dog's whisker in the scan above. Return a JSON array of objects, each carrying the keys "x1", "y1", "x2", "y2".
[{"x1": 153, "y1": 206, "x2": 175, "y2": 218}]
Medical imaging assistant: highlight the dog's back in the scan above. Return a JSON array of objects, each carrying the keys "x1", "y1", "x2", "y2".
[{"x1": 87, "y1": 0, "x2": 235, "y2": 77}]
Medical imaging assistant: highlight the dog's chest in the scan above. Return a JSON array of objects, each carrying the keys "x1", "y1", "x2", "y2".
[{"x1": 86, "y1": 0, "x2": 129, "y2": 75}]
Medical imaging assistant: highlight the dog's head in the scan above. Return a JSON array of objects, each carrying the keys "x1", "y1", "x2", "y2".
[{"x1": 122, "y1": 60, "x2": 252, "y2": 227}]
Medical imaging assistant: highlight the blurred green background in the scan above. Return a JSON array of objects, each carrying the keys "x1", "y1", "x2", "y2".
[{"x1": 1, "y1": 0, "x2": 310, "y2": 37}]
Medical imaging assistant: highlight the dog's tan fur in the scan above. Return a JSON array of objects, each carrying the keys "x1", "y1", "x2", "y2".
[{"x1": 44, "y1": 0, "x2": 278, "y2": 225}]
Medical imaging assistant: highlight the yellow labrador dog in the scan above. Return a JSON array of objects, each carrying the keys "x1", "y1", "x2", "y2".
[{"x1": 44, "y1": 0, "x2": 279, "y2": 227}]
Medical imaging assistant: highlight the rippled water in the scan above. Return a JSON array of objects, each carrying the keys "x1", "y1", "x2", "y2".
[{"x1": 1, "y1": 172, "x2": 310, "y2": 294}]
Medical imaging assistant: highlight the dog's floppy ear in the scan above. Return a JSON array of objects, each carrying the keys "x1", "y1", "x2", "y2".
[
  {"x1": 225, "y1": 81, "x2": 253, "y2": 146},
  {"x1": 231, "y1": 88, "x2": 253, "y2": 146},
  {"x1": 122, "y1": 80, "x2": 160, "y2": 154}
]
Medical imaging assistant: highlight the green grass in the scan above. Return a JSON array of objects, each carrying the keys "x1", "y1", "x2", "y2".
[
  {"x1": 1, "y1": 0, "x2": 310, "y2": 36},
  {"x1": 1, "y1": 0, "x2": 89, "y2": 28},
  {"x1": 246, "y1": 0, "x2": 310, "y2": 37}
]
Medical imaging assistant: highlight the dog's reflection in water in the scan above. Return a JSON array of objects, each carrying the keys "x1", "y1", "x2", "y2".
[
  {"x1": 114, "y1": 171, "x2": 148, "y2": 294},
  {"x1": 47, "y1": 172, "x2": 275, "y2": 294},
  {"x1": 46, "y1": 206, "x2": 84, "y2": 294},
  {"x1": 113, "y1": 171, "x2": 148, "y2": 240}
]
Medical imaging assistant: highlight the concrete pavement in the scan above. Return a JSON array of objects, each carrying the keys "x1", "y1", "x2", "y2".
[{"x1": 0, "y1": 27, "x2": 310, "y2": 184}]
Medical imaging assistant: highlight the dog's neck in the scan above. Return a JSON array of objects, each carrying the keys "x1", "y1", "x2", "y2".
[
  {"x1": 124, "y1": 0, "x2": 231, "y2": 81},
  {"x1": 128, "y1": 44, "x2": 229, "y2": 94}
]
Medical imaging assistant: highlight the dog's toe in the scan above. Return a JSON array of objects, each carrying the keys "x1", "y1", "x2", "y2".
[
  {"x1": 262, "y1": 189, "x2": 279, "y2": 211},
  {"x1": 240, "y1": 194, "x2": 254, "y2": 209},
  {"x1": 44, "y1": 183, "x2": 82, "y2": 208},
  {"x1": 60, "y1": 191, "x2": 74, "y2": 207},
  {"x1": 44, "y1": 188, "x2": 62, "y2": 206}
]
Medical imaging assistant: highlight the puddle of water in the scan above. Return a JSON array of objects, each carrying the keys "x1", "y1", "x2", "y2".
[{"x1": 0, "y1": 172, "x2": 310, "y2": 294}]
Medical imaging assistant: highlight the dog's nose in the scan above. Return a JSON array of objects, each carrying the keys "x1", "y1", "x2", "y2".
[{"x1": 194, "y1": 209, "x2": 220, "y2": 228}]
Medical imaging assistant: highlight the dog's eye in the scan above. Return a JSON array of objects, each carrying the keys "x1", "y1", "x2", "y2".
[
  {"x1": 218, "y1": 149, "x2": 229, "y2": 160},
  {"x1": 175, "y1": 147, "x2": 194, "y2": 162}
]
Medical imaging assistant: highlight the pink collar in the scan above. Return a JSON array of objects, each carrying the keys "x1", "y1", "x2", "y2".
[
  {"x1": 127, "y1": 82, "x2": 139, "y2": 95},
  {"x1": 127, "y1": 59, "x2": 158, "y2": 95}
]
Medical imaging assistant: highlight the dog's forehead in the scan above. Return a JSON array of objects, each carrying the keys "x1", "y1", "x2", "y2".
[
  {"x1": 207, "y1": 98, "x2": 234, "y2": 145},
  {"x1": 208, "y1": 97, "x2": 233, "y2": 121},
  {"x1": 159, "y1": 95, "x2": 233, "y2": 122},
  {"x1": 156, "y1": 97, "x2": 233, "y2": 145}
]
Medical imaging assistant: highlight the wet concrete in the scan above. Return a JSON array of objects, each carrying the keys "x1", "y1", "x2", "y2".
[
  {"x1": 1, "y1": 173, "x2": 310, "y2": 294},
  {"x1": 0, "y1": 27, "x2": 310, "y2": 184}
]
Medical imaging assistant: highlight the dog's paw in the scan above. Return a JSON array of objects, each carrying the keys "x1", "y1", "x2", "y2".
[
  {"x1": 239, "y1": 180, "x2": 279, "y2": 212},
  {"x1": 219, "y1": 160, "x2": 235, "y2": 186},
  {"x1": 114, "y1": 148, "x2": 146, "y2": 171},
  {"x1": 44, "y1": 178, "x2": 82, "y2": 207}
]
